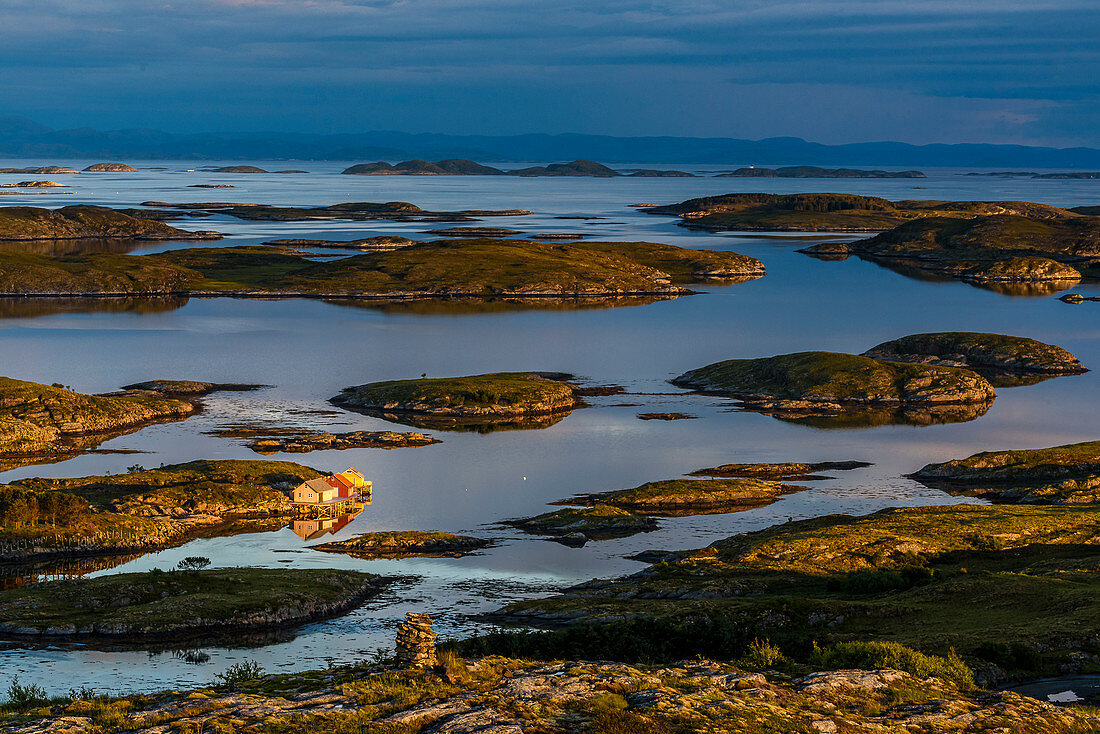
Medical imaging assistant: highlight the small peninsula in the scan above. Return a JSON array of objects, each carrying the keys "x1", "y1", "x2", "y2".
[
  {"x1": 910, "y1": 439, "x2": 1100, "y2": 504},
  {"x1": 0, "y1": 205, "x2": 222, "y2": 241},
  {"x1": 0, "y1": 568, "x2": 387, "y2": 640},
  {"x1": 0, "y1": 459, "x2": 325, "y2": 561},
  {"x1": 0, "y1": 377, "x2": 197, "y2": 460}
]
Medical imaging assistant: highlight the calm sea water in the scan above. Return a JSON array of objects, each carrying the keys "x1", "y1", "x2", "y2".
[{"x1": 0, "y1": 161, "x2": 1098, "y2": 694}]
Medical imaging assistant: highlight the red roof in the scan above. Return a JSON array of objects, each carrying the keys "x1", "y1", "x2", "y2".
[{"x1": 325, "y1": 473, "x2": 355, "y2": 496}]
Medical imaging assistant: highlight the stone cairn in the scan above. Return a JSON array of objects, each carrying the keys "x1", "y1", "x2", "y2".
[{"x1": 395, "y1": 612, "x2": 438, "y2": 669}]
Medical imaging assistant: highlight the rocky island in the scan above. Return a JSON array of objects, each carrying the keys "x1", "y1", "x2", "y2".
[
  {"x1": 911, "y1": 439, "x2": 1100, "y2": 503},
  {"x1": 503, "y1": 505, "x2": 659, "y2": 544},
  {"x1": 138, "y1": 199, "x2": 532, "y2": 223},
  {"x1": 0, "y1": 459, "x2": 325, "y2": 561},
  {"x1": 342, "y1": 159, "x2": 506, "y2": 175},
  {"x1": 689, "y1": 460, "x2": 871, "y2": 480},
  {"x1": 555, "y1": 476, "x2": 809, "y2": 516},
  {"x1": 311, "y1": 531, "x2": 493, "y2": 558},
  {"x1": 670, "y1": 351, "x2": 997, "y2": 416},
  {"x1": 262, "y1": 235, "x2": 418, "y2": 251},
  {"x1": 82, "y1": 162, "x2": 137, "y2": 172},
  {"x1": 644, "y1": 192, "x2": 1079, "y2": 232},
  {"x1": 0, "y1": 568, "x2": 387, "y2": 640},
  {"x1": 716, "y1": 166, "x2": 925, "y2": 178},
  {"x1": 239, "y1": 429, "x2": 439, "y2": 453},
  {"x1": 332, "y1": 372, "x2": 582, "y2": 430}
]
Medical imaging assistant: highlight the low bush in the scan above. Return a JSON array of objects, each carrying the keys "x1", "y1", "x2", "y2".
[{"x1": 810, "y1": 641, "x2": 973, "y2": 688}]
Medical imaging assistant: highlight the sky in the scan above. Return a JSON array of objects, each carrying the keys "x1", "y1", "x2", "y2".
[{"x1": 2, "y1": 0, "x2": 1098, "y2": 145}]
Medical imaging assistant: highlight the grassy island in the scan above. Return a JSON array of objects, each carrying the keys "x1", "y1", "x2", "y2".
[
  {"x1": 0, "y1": 238, "x2": 763, "y2": 301},
  {"x1": 0, "y1": 568, "x2": 385, "y2": 639},
  {"x1": 911, "y1": 440, "x2": 1100, "y2": 503},
  {"x1": 0, "y1": 460, "x2": 323, "y2": 560},
  {"x1": 332, "y1": 372, "x2": 581, "y2": 430},
  {"x1": 311, "y1": 531, "x2": 493, "y2": 558},
  {"x1": 0, "y1": 377, "x2": 196, "y2": 459},
  {"x1": 671, "y1": 351, "x2": 997, "y2": 414},
  {"x1": 0, "y1": 205, "x2": 220, "y2": 241}
]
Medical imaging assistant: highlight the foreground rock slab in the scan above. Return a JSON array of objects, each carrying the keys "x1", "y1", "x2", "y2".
[{"x1": 3, "y1": 657, "x2": 1096, "y2": 733}]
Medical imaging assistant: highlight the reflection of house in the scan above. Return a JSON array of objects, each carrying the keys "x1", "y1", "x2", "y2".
[
  {"x1": 292, "y1": 468, "x2": 371, "y2": 506},
  {"x1": 291, "y1": 508, "x2": 363, "y2": 541}
]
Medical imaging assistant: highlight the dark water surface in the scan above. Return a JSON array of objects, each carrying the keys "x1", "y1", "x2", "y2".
[{"x1": 0, "y1": 162, "x2": 1098, "y2": 693}]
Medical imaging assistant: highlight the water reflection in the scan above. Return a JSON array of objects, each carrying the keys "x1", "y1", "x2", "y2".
[
  {"x1": 290, "y1": 507, "x2": 369, "y2": 542},
  {"x1": 349, "y1": 408, "x2": 572, "y2": 433},
  {"x1": 325, "y1": 295, "x2": 674, "y2": 315},
  {"x1": 0, "y1": 239, "x2": 148, "y2": 256},
  {"x1": 764, "y1": 401, "x2": 995, "y2": 429},
  {"x1": 0, "y1": 296, "x2": 188, "y2": 319},
  {"x1": 0, "y1": 554, "x2": 143, "y2": 591}
]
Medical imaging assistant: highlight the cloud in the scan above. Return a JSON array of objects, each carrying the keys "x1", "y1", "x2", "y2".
[{"x1": 0, "y1": 0, "x2": 1096, "y2": 143}]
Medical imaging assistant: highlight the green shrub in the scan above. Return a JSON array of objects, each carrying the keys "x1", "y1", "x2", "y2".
[
  {"x1": 5, "y1": 676, "x2": 49, "y2": 710},
  {"x1": 738, "y1": 638, "x2": 790, "y2": 671},
  {"x1": 810, "y1": 641, "x2": 973, "y2": 688},
  {"x1": 215, "y1": 661, "x2": 264, "y2": 688}
]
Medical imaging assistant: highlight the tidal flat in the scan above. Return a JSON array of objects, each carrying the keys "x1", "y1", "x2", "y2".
[{"x1": 0, "y1": 163, "x2": 1097, "y2": 699}]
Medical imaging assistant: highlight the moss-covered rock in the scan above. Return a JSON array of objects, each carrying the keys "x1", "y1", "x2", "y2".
[
  {"x1": 311, "y1": 531, "x2": 493, "y2": 558},
  {"x1": 862, "y1": 332, "x2": 1087, "y2": 376},
  {"x1": 0, "y1": 568, "x2": 387, "y2": 639},
  {"x1": 0, "y1": 376, "x2": 196, "y2": 458},
  {"x1": 911, "y1": 440, "x2": 1100, "y2": 503},
  {"x1": 0, "y1": 205, "x2": 221, "y2": 241},
  {"x1": 557, "y1": 477, "x2": 807, "y2": 516},
  {"x1": 671, "y1": 352, "x2": 996, "y2": 413}
]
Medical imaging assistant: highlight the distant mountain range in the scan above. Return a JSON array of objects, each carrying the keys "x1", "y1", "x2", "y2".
[{"x1": 2, "y1": 117, "x2": 1100, "y2": 168}]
